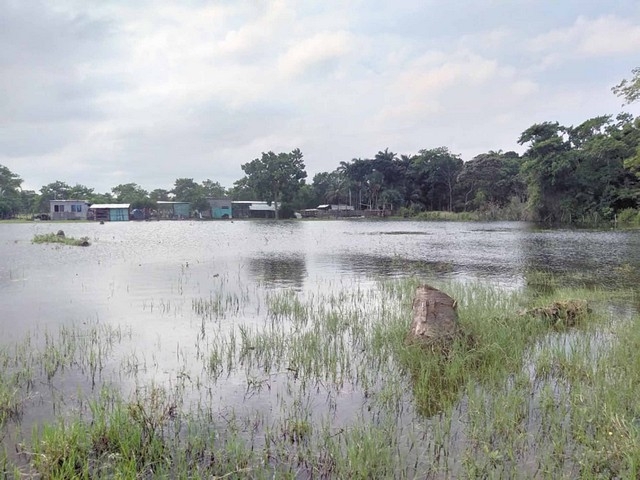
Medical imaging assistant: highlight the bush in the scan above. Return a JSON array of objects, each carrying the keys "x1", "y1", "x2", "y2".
[{"x1": 616, "y1": 208, "x2": 640, "y2": 227}]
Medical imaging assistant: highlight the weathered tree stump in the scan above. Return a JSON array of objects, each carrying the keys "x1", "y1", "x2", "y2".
[{"x1": 406, "y1": 284, "x2": 461, "y2": 347}]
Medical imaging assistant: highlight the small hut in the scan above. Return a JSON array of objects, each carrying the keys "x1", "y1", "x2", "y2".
[
  {"x1": 156, "y1": 201, "x2": 190, "y2": 219},
  {"x1": 88, "y1": 204, "x2": 130, "y2": 222}
]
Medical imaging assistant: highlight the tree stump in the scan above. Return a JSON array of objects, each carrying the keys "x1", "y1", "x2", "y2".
[{"x1": 406, "y1": 285, "x2": 461, "y2": 346}]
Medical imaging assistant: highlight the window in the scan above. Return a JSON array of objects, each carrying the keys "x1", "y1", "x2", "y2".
[
  {"x1": 71, "y1": 204, "x2": 83, "y2": 213},
  {"x1": 54, "y1": 205, "x2": 64, "y2": 212}
]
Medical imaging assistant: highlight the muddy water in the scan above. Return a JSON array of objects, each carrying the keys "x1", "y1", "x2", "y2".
[{"x1": 1, "y1": 220, "x2": 639, "y2": 453}]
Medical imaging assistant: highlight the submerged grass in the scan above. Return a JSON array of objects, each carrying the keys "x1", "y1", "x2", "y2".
[
  {"x1": 1, "y1": 274, "x2": 639, "y2": 478},
  {"x1": 32, "y1": 233, "x2": 90, "y2": 247}
]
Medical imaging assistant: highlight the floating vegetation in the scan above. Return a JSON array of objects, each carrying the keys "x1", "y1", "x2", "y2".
[{"x1": 32, "y1": 232, "x2": 91, "y2": 247}]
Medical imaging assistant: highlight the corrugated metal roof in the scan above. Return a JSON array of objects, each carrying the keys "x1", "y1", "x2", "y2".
[
  {"x1": 249, "y1": 204, "x2": 276, "y2": 211},
  {"x1": 89, "y1": 204, "x2": 130, "y2": 209}
]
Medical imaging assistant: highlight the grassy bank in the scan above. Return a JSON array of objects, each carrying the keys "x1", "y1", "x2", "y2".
[{"x1": 0, "y1": 277, "x2": 638, "y2": 478}]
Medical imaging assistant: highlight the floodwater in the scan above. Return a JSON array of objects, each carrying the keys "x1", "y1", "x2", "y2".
[
  {"x1": 3, "y1": 220, "x2": 638, "y2": 336},
  {"x1": 1, "y1": 219, "x2": 639, "y2": 472}
]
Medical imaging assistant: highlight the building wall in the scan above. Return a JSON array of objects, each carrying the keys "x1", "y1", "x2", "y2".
[
  {"x1": 173, "y1": 203, "x2": 190, "y2": 218},
  {"x1": 49, "y1": 201, "x2": 88, "y2": 220},
  {"x1": 109, "y1": 208, "x2": 129, "y2": 221},
  {"x1": 208, "y1": 199, "x2": 232, "y2": 219}
]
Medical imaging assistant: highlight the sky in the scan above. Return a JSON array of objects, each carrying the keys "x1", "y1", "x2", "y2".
[{"x1": 2, "y1": 0, "x2": 640, "y2": 194}]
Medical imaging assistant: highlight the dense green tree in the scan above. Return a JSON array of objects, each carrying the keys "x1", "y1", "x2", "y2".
[
  {"x1": 289, "y1": 184, "x2": 317, "y2": 210},
  {"x1": 36, "y1": 181, "x2": 72, "y2": 212},
  {"x1": 88, "y1": 192, "x2": 114, "y2": 205},
  {"x1": 228, "y1": 177, "x2": 258, "y2": 201},
  {"x1": 171, "y1": 178, "x2": 201, "y2": 203},
  {"x1": 149, "y1": 188, "x2": 170, "y2": 202},
  {"x1": 519, "y1": 117, "x2": 640, "y2": 223},
  {"x1": 408, "y1": 147, "x2": 463, "y2": 211},
  {"x1": 456, "y1": 151, "x2": 525, "y2": 211},
  {"x1": 68, "y1": 184, "x2": 95, "y2": 200},
  {"x1": 111, "y1": 183, "x2": 151, "y2": 209},
  {"x1": 201, "y1": 179, "x2": 226, "y2": 199},
  {"x1": 519, "y1": 122, "x2": 576, "y2": 222},
  {"x1": 240, "y1": 149, "x2": 307, "y2": 219},
  {"x1": 0, "y1": 164, "x2": 23, "y2": 218},
  {"x1": 323, "y1": 171, "x2": 351, "y2": 205}
]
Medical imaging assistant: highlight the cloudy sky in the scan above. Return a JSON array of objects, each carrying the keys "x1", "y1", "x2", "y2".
[{"x1": 2, "y1": 0, "x2": 640, "y2": 194}]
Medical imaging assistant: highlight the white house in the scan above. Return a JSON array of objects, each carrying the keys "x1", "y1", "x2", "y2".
[{"x1": 49, "y1": 200, "x2": 89, "y2": 220}]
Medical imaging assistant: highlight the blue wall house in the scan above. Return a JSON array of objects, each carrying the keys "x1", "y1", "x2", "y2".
[
  {"x1": 49, "y1": 200, "x2": 89, "y2": 220},
  {"x1": 208, "y1": 198, "x2": 232, "y2": 219},
  {"x1": 88, "y1": 204, "x2": 130, "y2": 221},
  {"x1": 156, "y1": 201, "x2": 190, "y2": 219}
]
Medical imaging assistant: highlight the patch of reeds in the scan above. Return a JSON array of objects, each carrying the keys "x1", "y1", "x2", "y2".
[
  {"x1": 2, "y1": 274, "x2": 640, "y2": 478},
  {"x1": 32, "y1": 233, "x2": 90, "y2": 247}
]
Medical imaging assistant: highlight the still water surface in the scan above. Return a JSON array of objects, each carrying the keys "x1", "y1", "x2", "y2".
[
  {"x1": 2, "y1": 219, "x2": 639, "y2": 362},
  {"x1": 2, "y1": 220, "x2": 638, "y2": 331}
]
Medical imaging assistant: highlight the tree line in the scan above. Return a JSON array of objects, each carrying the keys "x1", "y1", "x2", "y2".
[{"x1": 2, "y1": 70, "x2": 639, "y2": 224}]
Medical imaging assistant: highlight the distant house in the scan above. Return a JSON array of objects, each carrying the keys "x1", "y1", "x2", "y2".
[
  {"x1": 317, "y1": 204, "x2": 355, "y2": 211},
  {"x1": 88, "y1": 204, "x2": 130, "y2": 222},
  {"x1": 231, "y1": 201, "x2": 276, "y2": 219},
  {"x1": 208, "y1": 198, "x2": 232, "y2": 219},
  {"x1": 49, "y1": 200, "x2": 89, "y2": 220},
  {"x1": 316, "y1": 204, "x2": 360, "y2": 218},
  {"x1": 156, "y1": 201, "x2": 190, "y2": 219}
]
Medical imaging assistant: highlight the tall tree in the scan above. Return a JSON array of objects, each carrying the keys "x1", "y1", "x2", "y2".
[
  {"x1": 228, "y1": 177, "x2": 258, "y2": 201},
  {"x1": 201, "y1": 179, "x2": 227, "y2": 199},
  {"x1": 518, "y1": 122, "x2": 574, "y2": 222},
  {"x1": 111, "y1": 183, "x2": 151, "y2": 208},
  {"x1": 519, "y1": 117, "x2": 639, "y2": 223},
  {"x1": 457, "y1": 151, "x2": 525, "y2": 211},
  {"x1": 408, "y1": 147, "x2": 463, "y2": 211},
  {"x1": 37, "y1": 181, "x2": 72, "y2": 212},
  {"x1": 240, "y1": 149, "x2": 307, "y2": 219},
  {"x1": 172, "y1": 178, "x2": 202, "y2": 204},
  {"x1": 149, "y1": 188, "x2": 170, "y2": 202},
  {"x1": 0, "y1": 164, "x2": 23, "y2": 218}
]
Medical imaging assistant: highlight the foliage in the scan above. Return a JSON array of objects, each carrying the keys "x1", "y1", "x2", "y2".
[
  {"x1": 616, "y1": 208, "x2": 640, "y2": 227},
  {"x1": 33, "y1": 233, "x2": 90, "y2": 246},
  {"x1": 456, "y1": 151, "x2": 525, "y2": 211},
  {"x1": 0, "y1": 164, "x2": 23, "y2": 218},
  {"x1": 518, "y1": 116, "x2": 640, "y2": 223},
  {"x1": 612, "y1": 67, "x2": 640, "y2": 105},
  {"x1": 5, "y1": 77, "x2": 640, "y2": 225},
  {"x1": 111, "y1": 183, "x2": 151, "y2": 209},
  {"x1": 408, "y1": 147, "x2": 463, "y2": 211},
  {"x1": 240, "y1": 149, "x2": 307, "y2": 219}
]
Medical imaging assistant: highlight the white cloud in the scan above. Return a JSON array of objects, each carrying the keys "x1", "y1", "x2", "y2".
[
  {"x1": 277, "y1": 30, "x2": 356, "y2": 78},
  {"x1": 530, "y1": 15, "x2": 640, "y2": 58},
  {"x1": 2, "y1": 2, "x2": 640, "y2": 192}
]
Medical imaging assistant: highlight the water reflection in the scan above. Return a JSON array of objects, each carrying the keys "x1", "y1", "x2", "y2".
[
  {"x1": 335, "y1": 253, "x2": 454, "y2": 278},
  {"x1": 248, "y1": 255, "x2": 307, "y2": 289}
]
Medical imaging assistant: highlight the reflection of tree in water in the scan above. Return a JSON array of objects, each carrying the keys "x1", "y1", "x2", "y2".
[
  {"x1": 248, "y1": 255, "x2": 307, "y2": 289},
  {"x1": 338, "y1": 254, "x2": 454, "y2": 278},
  {"x1": 520, "y1": 233, "x2": 640, "y2": 292}
]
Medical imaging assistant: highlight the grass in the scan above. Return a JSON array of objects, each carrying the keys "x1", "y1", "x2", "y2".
[
  {"x1": 32, "y1": 233, "x2": 91, "y2": 246},
  {"x1": 1, "y1": 273, "x2": 639, "y2": 478}
]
